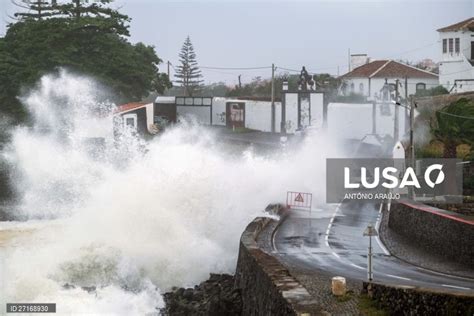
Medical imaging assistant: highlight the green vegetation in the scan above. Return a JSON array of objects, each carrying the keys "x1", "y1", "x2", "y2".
[
  {"x1": 226, "y1": 73, "x2": 341, "y2": 100},
  {"x1": 0, "y1": 0, "x2": 171, "y2": 124},
  {"x1": 415, "y1": 85, "x2": 449, "y2": 97},
  {"x1": 430, "y1": 98, "x2": 474, "y2": 158},
  {"x1": 335, "y1": 290, "x2": 355, "y2": 303},
  {"x1": 358, "y1": 294, "x2": 388, "y2": 316},
  {"x1": 416, "y1": 142, "x2": 471, "y2": 159},
  {"x1": 174, "y1": 36, "x2": 204, "y2": 97}
]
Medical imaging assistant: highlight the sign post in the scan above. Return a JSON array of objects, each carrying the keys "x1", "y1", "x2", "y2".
[{"x1": 363, "y1": 223, "x2": 378, "y2": 282}]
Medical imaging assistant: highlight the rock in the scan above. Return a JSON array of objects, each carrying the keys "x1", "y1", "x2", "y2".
[
  {"x1": 81, "y1": 286, "x2": 96, "y2": 293},
  {"x1": 62, "y1": 283, "x2": 76, "y2": 290},
  {"x1": 162, "y1": 274, "x2": 242, "y2": 316}
]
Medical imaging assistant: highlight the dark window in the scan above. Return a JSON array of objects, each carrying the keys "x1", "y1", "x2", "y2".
[
  {"x1": 125, "y1": 118, "x2": 135, "y2": 127},
  {"x1": 416, "y1": 83, "x2": 426, "y2": 91},
  {"x1": 455, "y1": 38, "x2": 460, "y2": 53},
  {"x1": 359, "y1": 83, "x2": 364, "y2": 93},
  {"x1": 449, "y1": 38, "x2": 454, "y2": 53},
  {"x1": 350, "y1": 83, "x2": 355, "y2": 92},
  {"x1": 442, "y1": 39, "x2": 447, "y2": 53}
]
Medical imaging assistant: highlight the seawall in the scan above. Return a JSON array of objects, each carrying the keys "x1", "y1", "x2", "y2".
[
  {"x1": 234, "y1": 208, "x2": 324, "y2": 316},
  {"x1": 387, "y1": 201, "x2": 474, "y2": 266}
]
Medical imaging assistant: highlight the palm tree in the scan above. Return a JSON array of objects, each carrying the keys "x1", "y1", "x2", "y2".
[{"x1": 431, "y1": 98, "x2": 474, "y2": 158}]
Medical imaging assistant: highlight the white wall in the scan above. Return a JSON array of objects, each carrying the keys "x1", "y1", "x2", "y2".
[
  {"x1": 212, "y1": 97, "x2": 227, "y2": 126},
  {"x1": 310, "y1": 93, "x2": 324, "y2": 129},
  {"x1": 327, "y1": 102, "x2": 407, "y2": 140},
  {"x1": 344, "y1": 77, "x2": 439, "y2": 98},
  {"x1": 177, "y1": 106, "x2": 211, "y2": 124},
  {"x1": 245, "y1": 100, "x2": 272, "y2": 132},
  {"x1": 176, "y1": 95, "x2": 324, "y2": 134},
  {"x1": 439, "y1": 30, "x2": 474, "y2": 91}
]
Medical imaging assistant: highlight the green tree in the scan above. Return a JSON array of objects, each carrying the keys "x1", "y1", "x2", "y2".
[
  {"x1": 431, "y1": 98, "x2": 474, "y2": 158},
  {"x1": 174, "y1": 36, "x2": 203, "y2": 96},
  {"x1": 0, "y1": 0, "x2": 171, "y2": 123}
]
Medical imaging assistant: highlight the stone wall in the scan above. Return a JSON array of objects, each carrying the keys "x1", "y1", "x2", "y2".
[
  {"x1": 387, "y1": 201, "x2": 474, "y2": 266},
  {"x1": 362, "y1": 282, "x2": 474, "y2": 316},
  {"x1": 0, "y1": 162, "x2": 14, "y2": 221},
  {"x1": 234, "y1": 209, "x2": 323, "y2": 316}
]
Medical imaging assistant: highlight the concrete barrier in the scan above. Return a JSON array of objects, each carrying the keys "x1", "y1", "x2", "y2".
[
  {"x1": 387, "y1": 201, "x2": 474, "y2": 267},
  {"x1": 234, "y1": 206, "x2": 324, "y2": 316},
  {"x1": 362, "y1": 282, "x2": 474, "y2": 315}
]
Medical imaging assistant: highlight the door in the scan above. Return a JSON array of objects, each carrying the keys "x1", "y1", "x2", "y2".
[
  {"x1": 226, "y1": 102, "x2": 245, "y2": 128},
  {"x1": 471, "y1": 42, "x2": 474, "y2": 60}
]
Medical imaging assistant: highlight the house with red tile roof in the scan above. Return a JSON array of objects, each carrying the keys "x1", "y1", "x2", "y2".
[
  {"x1": 340, "y1": 58, "x2": 438, "y2": 102},
  {"x1": 438, "y1": 17, "x2": 474, "y2": 93}
]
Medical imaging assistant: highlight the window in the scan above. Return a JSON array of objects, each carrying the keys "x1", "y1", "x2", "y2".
[
  {"x1": 123, "y1": 113, "x2": 137, "y2": 130},
  {"x1": 442, "y1": 39, "x2": 447, "y2": 53},
  {"x1": 350, "y1": 83, "x2": 355, "y2": 92},
  {"x1": 359, "y1": 83, "x2": 364, "y2": 94},
  {"x1": 455, "y1": 38, "x2": 460, "y2": 53},
  {"x1": 449, "y1": 38, "x2": 454, "y2": 53},
  {"x1": 416, "y1": 83, "x2": 426, "y2": 91}
]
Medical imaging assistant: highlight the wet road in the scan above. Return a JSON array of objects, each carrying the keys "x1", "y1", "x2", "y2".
[{"x1": 273, "y1": 201, "x2": 474, "y2": 294}]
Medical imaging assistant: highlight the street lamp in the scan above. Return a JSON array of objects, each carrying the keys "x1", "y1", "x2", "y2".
[{"x1": 363, "y1": 223, "x2": 378, "y2": 282}]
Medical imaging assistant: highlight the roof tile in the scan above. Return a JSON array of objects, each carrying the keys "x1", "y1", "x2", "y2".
[
  {"x1": 437, "y1": 17, "x2": 474, "y2": 32},
  {"x1": 342, "y1": 60, "x2": 438, "y2": 79}
]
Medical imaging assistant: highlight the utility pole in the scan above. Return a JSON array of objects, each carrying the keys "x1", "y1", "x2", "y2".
[
  {"x1": 404, "y1": 76, "x2": 409, "y2": 133},
  {"x1": 372, "y1": 100, "x2": 376, "y2": 134},
  {"x1": 271, "y1": 63, "x2": 275, "y2": 133},
  {"x1": 409, "y1": 96, "x2": 416, "y2": 199},
  {"x1": 167, "y1": 61, "x2": 171, "y2": 78},
  {"x1": 348, "y1": 48, "x2": 351, "y2": 72},
  {"x1": 393, "y1": 79, "x2": 400, "y2": 142}
]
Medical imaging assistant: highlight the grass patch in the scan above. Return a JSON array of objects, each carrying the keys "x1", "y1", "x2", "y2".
[
  {"x1": 358, "y1": 294, "x2": 388, "y2": 316},
  {"x1": 335, "y1": 290, "x2": 355, "y2": 302},
  {"x1": 231, "y1": 127, "x2": 257, "y2": 133}
]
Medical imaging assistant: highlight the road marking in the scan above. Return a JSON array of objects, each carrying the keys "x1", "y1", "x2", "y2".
[
  {"x1": 386, "y1": 274, "x2": 411, "y2": 281},
  {"x1": 332, "y1": 252, "x2": 341, "y2": 260},
  {"x1": 374, "y1": 202, "x2": 390, "y2": 256},
  {"x1": 442, "y1": 284, "x2": 471, "y2": 291},
  {"x1": 350, "y1": 263, "x2": 365, "y2": 270},
  {"x1": 325, "y1": 204, "x2": 340, "y2": 247}
]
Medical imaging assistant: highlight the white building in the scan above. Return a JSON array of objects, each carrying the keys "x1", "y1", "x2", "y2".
[
  {"x1": 340, "y1": 57, "x2": 439, "y2": 101},
  {"x1": 438, "y1": 17, "x2": 474, "y2": 93}
]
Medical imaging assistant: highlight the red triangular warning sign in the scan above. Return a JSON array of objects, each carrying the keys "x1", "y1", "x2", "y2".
[{"x1": 294, "y1": 193, "x2": 304, "y2": 203}]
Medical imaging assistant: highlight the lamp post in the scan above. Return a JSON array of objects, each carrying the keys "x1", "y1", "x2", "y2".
[
  {"x1": 281, "y1": 78, "x2": 289, "y2": 134},
  {"x1": 363, "y1": 223, "x2": 378, "y2": 282}
]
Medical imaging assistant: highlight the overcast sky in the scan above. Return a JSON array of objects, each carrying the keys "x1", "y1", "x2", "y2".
[{"x1": 1, "y1": 0, "x2": 472, "y2": 84}]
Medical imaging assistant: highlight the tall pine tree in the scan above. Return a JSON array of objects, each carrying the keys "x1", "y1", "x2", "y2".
[{"x1": 175, "y1": 36, "x2": 203, "y2": 96}]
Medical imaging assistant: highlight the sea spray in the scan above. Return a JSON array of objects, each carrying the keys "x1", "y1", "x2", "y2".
[{"x1": 0, "y1": 70, "x2": 343, "y2": 315}]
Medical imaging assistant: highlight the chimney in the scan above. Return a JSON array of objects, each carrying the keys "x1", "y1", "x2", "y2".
[{"x1": 350, "y1": 54, "x2": 369, "y2": 71}]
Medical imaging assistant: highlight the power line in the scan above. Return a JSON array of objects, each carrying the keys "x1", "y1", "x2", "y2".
[
  {"x1": 435, "y1": 110, "x2": 474, "y2": 120},
  {"x1": 200, "y1": 65, "x2": 271, "y2": 70}
]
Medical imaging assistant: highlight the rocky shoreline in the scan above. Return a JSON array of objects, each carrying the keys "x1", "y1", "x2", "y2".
[{"x1": 162, "y1": 274, "x2": 242, "y2": 316}]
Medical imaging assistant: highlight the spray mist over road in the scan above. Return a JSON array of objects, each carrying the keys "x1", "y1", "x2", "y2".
[{"x1": 0, "y1": 70, "x2": 343, "y2": 315}]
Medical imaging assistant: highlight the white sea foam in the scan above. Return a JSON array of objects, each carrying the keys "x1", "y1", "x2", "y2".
[{"x1": 0, "y1": 70, "x2": 343, "y2": 315}]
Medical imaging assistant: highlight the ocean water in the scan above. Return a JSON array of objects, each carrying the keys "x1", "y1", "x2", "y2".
[{"x1": 0, "y1": 70, "x2": 343, "y2": 315}]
